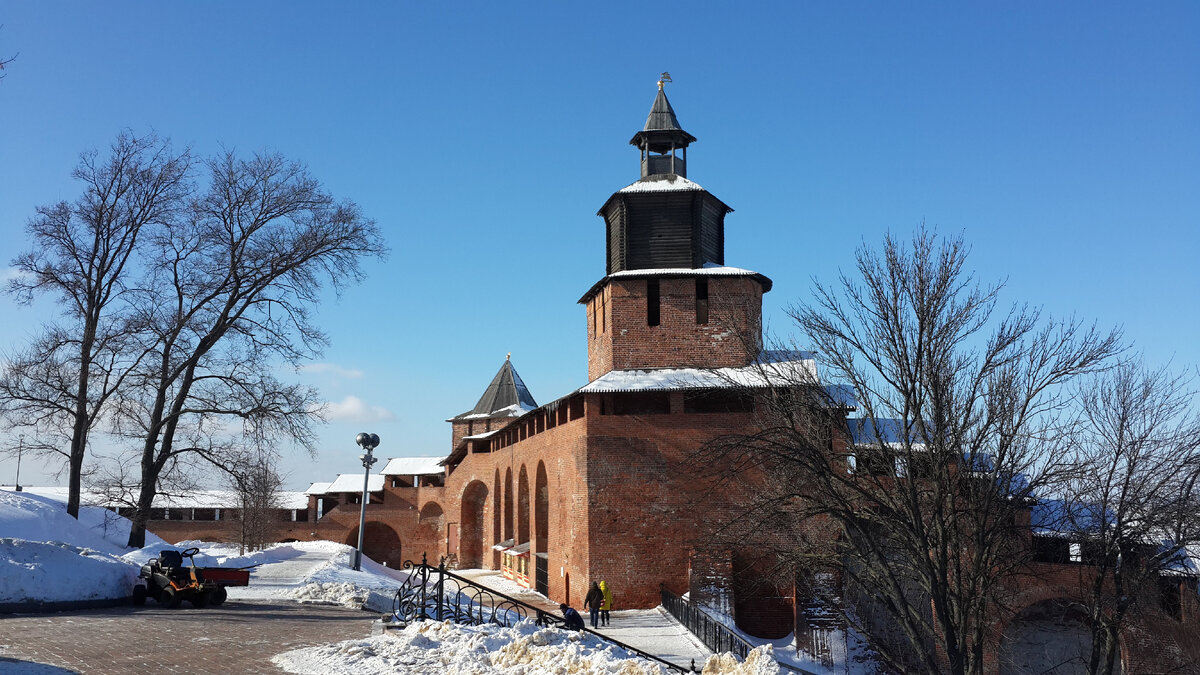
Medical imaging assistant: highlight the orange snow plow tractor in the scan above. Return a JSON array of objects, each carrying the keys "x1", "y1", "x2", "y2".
[{"x1": 132, "y1": 547, "x2": 252, "y2": 608}]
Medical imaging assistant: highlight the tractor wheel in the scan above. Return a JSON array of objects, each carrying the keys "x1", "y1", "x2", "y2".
[
  {"x1": 210, "y1": 587, "x2": 228, "y2": 606},
  {"x1": 160, "y1": 587, "x2": 181, "y2": 609},
  {"x1": 191, "y1": 591, "x2": 210, "y2": 608},
  {"x1": 131, "y1": 585, "x2": 147, "y2": 606}
]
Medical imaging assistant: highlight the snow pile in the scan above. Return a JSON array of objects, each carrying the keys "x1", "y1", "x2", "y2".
[
  {"x1": 702, "y1": 646, "x2": 781, "y2": 675},
  {"x1": 291, "y1": 581, "x2": 368, "y2": 606},
  {"x1": 0, "y1": 490, "x2": 165, "y2": 604},
  {"x1": 0, "y1": 489, "x2": 162, "y2": 554},
  {"x1": 0, "y1": 538, "x2": 139, "y2": 603},
  {"x1": 273, "y1": 619, "x2": 677, "y2": 675}
]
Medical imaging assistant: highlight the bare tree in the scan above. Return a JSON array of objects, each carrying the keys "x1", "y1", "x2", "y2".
[
  {"x1": 0, "y1": 132, "x2": 190, "y2": 517},
  {"x1": 0, "y1": 24, "x2": 17, "y2": 80},
  {"x1": 1058, "y1": 362, "x2": 1200, "y2": 674},
  {"x1": 697, "y1": 229, "x2": 1121, "y2": 674},
  {"x1": 225, "y1": 450, "x2": 286, "y2": 554},
  {"x1": 118, "y1": 150, "x2": 385, "y2": 547}
]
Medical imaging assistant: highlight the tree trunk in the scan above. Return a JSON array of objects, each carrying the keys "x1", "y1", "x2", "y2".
[
  {"x1": 66, "y1": 323, "x2": 97, "y2": 519},
  {"x1": 127, "y1": 474, "x2": 157, "y2": 549}
]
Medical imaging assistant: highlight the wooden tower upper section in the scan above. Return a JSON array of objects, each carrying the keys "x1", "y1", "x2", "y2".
[
  {"x1": 581, "y1": 78, "x2": 771, "y2": 381},
  {"x1": 600, "y1": 78, "x2": 731, "y2": 275}
]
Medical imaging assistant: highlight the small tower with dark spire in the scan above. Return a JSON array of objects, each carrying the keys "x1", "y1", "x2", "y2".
[
  {"x1": 632, "y1": 73, "x2": 697, "y2": 179},
  {"x1": 598, "y1": 76, "x2": 732, "y2": 275},
  {"x1": 580, "y1": 79, "x2": 770, "y2": 381},
  {"x1": 447, "y1": 355, "x2": 538, "y2": 448}
]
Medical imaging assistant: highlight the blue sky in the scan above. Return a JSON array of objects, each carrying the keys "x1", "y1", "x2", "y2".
[{"x1": 1, "y1": 3, "x2": 1197, "y2": 490}]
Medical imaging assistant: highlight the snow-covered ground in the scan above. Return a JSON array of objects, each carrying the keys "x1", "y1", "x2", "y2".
[{"x1": 0, "y1": 488, "x2": 788, "y2": 673}]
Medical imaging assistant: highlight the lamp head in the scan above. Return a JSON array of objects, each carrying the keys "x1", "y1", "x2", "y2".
[{"x1": 356, "y1": 432, "x2": 380, "y2": 450}]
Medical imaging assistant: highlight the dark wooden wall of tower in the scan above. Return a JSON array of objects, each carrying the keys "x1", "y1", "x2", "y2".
[{"x1": 603, "y1": 190, "x2": 728, "y2": 274}]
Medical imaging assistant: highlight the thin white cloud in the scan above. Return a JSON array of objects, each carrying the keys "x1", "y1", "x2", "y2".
[
  {"x1": 321, "y1": 396, "x2": 396, "y2": 423},
  {"x1": 1, "y1": 267, "x2": 30, "y2": 283},
  {"x1": 299, "y1": 363, "x2": 365, "y2": 379}
]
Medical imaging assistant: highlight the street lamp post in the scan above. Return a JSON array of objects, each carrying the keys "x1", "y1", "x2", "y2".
[
  {"x1": 14, "y1": 435, "x2": 24, "y2": 492},
  {"x1": 353, "y1": 432, "x2": 379, "y2": 571}
]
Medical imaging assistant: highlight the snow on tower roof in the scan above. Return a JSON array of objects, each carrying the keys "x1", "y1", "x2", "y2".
[
  {"x1": 325, "y1": 473, "x2": 385, "y2": 493},
  {"x1": 578, "y1": 263, "x2": 772, "y2": 304},
  {"x1": 579, "y1": 352, "x2": 819, "y2": 394},
  {"x1": 609, "y1": 261, "x2": 768, "y2": 277},
  {"x1": 617, "y1": 174, "x2": 705, "y2": 193},
  {"x1": 381, "y1": 456, "x2": 444, "y2": 476}
]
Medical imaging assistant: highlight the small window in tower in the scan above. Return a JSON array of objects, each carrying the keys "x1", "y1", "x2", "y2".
[
  {"x1": 696, "y1": 278, "x2": 709, "y2": 325},
  {"x1": 612, "y1": 392, "x2": 671, "y2": 415},
  {"x1": 647, "y1": 279, "x2": 660, "y2": 326},
  {"x1": 684, "y1": 390, "x2": 753, "y2": 414}
]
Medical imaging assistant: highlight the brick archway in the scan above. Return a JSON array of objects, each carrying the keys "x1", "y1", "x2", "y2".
[
  {"x1": 518, "y1": 464, "x2": 530, "y2": 546},
  {"x1": 535, "y1": 461, "x2": 548, "y2": 555},
  {"x1": 534, "y1": 461, "x2": 550, "y2": 596},
  {"x1": 997, "y1": 598, "x2": 1120, "y2": 675},
  {"x1": 460, "y1": 480, "x2": 489, "y2": 569},
  {"x1": 492, "y1": 469, "x2": 503, "y2": 568},
  {"x1": 344, "y1": 521, "x2": 403, "y2": 568},
  {"x1": 503, "y1": 468, "x2": 514, "y2": 542}
]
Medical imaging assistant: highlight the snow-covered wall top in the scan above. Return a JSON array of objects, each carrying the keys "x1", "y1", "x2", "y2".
[
  {"x1": 323, "y1": 473, "x2": 385, "y2": 494},
  {"x1": 2, "y1": 486, "x2": 310, "y2": 510},
  {"x1": 380, "y1": 456, "x2": 445, "y2": 476}
]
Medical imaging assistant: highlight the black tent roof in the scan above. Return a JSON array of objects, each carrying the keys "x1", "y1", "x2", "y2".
[
  {"x1": 630, "y1": 86, "x2": 697, "y2": 151},
  {"x1": 449, "y1": 356, "x2": 538, "y2": 421}
]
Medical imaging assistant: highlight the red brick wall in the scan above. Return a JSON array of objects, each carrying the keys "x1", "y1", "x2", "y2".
[
  {"x1": 438, "y1": 409, "x2": 593, "y2": 607},
  {"x1": 150, "y1": 516, "x2": 311, "y2": 545},
  {"x1": 582, "y1": 391, "x2": 765, "y2": 610}
]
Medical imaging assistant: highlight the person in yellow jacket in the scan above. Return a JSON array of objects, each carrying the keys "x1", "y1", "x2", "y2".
[{"x1": 599, "y1": 580, "x2": 614, "y2": 626}]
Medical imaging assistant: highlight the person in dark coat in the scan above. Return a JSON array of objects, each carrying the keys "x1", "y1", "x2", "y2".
[
  {"x1": 584, "y1": 581, "x2": 604, "y2": 628},
  {"x1": 560, "y1": 603, "x2": 585, "y2": 631}
]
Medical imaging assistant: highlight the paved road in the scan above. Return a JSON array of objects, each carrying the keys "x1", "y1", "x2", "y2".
[{"x1": 0, "y1": 600, "x2": 373, "y2": 674}]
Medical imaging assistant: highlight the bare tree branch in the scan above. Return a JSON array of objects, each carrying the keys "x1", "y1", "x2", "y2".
[
  {"x1": 695, "y1": 227, "x2": 1122, "y2": 674},
  {"x1": 117, "y1": 149, "x2": 384, "y2": 547},
  {"x1": 0, "y1": 132, "x2": 191, "y2": 517}
]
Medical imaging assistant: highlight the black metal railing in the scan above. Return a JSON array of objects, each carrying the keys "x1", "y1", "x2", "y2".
[
  {"x1": 393, "y1": 556, "x2": 695, "y2": 672},
  {"x1": 393, "y1": 555, "x2": 534, "y2": 627},
  {"x1": 660, "y1": 586, "x2": 818, "y2": 675},
  {"x1": 660, "y1": 586, "x2": 754, "y2": 660}
]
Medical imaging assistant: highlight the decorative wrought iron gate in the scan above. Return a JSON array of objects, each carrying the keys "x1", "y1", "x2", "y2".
[
  {"x1": 392, "y1": 554, "x2": 539, "y2": 627},
  {"x1": 390, "y1": 555, "x2": 694, "y2": 672}
]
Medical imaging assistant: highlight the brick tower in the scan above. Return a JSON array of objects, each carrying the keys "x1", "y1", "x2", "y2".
[{"x1": 579, "y1": 77, "x2": 771, "y2": 381}]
